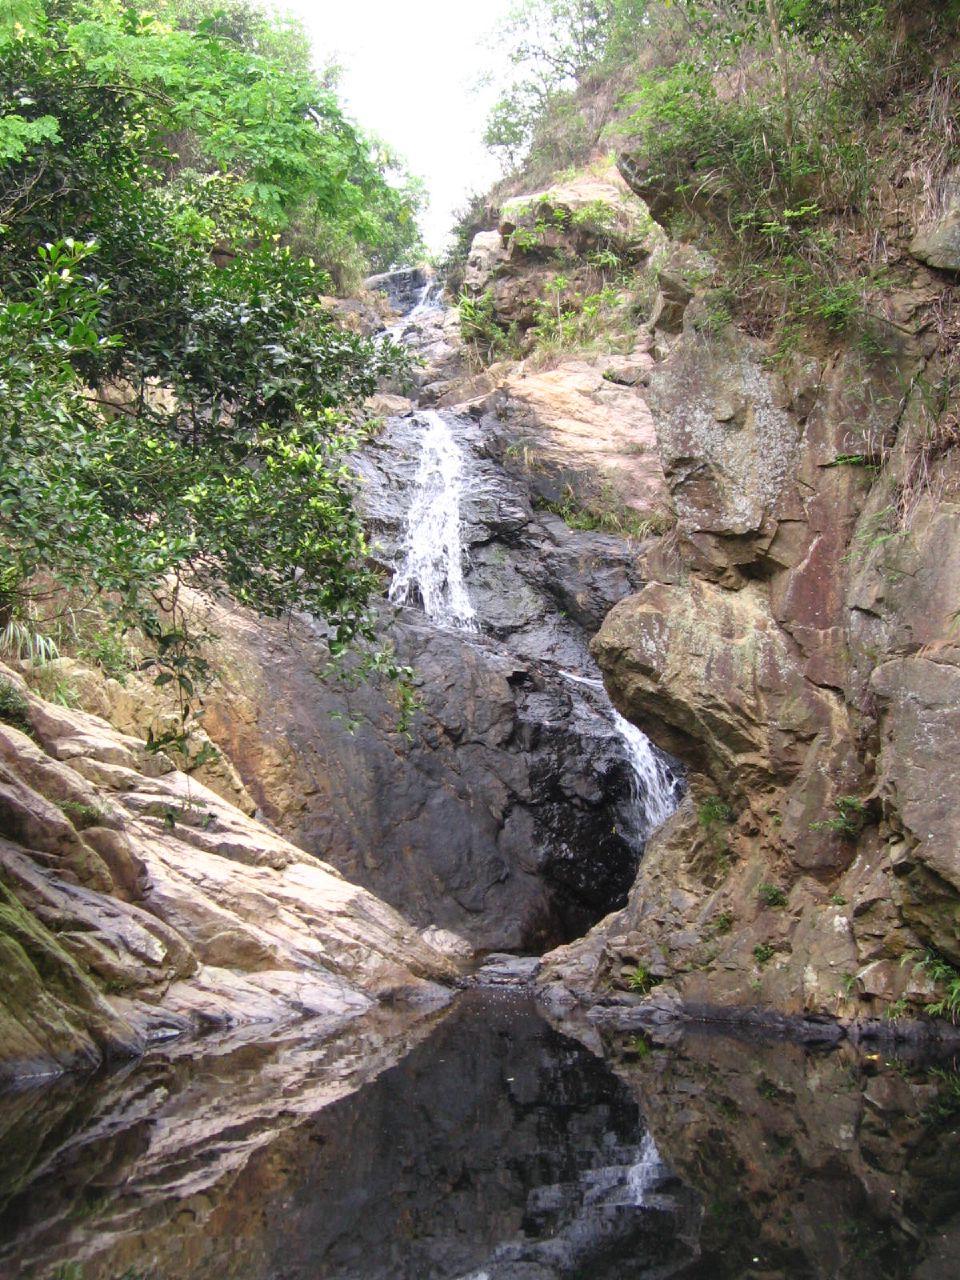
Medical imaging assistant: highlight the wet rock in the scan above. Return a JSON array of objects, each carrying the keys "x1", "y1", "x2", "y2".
[
  {"x1": 192, "y1": 401, "x2": 669, "y2": 954},
  {"x1": 471, "y1": 953, "x2": 542, "y2": 986},
  {"x1": 364, "y1": 265, "x2": 434, "y2": 313}
]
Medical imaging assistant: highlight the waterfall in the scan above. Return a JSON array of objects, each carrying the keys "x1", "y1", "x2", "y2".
[
  {"x1": 560, "y1": 669, "x2": 678, "y2": 847},
  {"x1": 384, "y1": 299, "x2": 679, "y2": 870},
  {"x1": 406, "y1": 277, "x2": 443, "y2": 320},
  {"x1": 386, "y1": 276, "x2": 443, "y2": 340},
  {"x1": 626, "y1": 1131, "x2": 669, "y2": 1207},
  {"x1": 610, "y1": 708, "x2": 678, "y2": 841},
  {"x1": 389, "y1": 411, "x2": 478, "y2": 632}
]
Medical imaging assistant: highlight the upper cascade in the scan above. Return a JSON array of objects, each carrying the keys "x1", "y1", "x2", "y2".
[{"x1": 388, "y1": 410, "x2": 478, "y2": 632}]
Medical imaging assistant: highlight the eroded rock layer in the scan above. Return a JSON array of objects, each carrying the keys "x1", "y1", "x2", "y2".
[
  {"x1": 0, "y1": 663, "x2": 454, "y2": 1084},
  {"x1": 524, "y1": 169, "x2": 960, "y2": 1030}
]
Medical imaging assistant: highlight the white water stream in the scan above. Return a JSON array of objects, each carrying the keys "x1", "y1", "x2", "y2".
[
  {"x1": 389, "y1": 410, "x2": 478, "y2": 632},
  {"x1": 559, "y1": 669, "x2": 678, "y2": 845},
  {"x1": 388, "y1": 303, "x2": 678, "y2": 849},
  {"x1": 387, "y1": 277, "x2": 443, "y2": 340}
]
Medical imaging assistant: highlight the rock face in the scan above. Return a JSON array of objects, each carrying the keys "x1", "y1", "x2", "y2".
[
  {"x1": 192, "y1": 405, "x2": 675, "y2": 954},
  {"x1": 364, "y1": 264, "x2": 434, "y2": 313},
  {"x1": 463, "y1": 168, "x2": 661, "y2": 338},
  {"x1": 472, "y1": 355, "x2": 669, "y2": 520},
  {"x1": 0, "y1": 663, "x2": 454, "y2": 1086},
  {"x1": 910, "y1": 171, "x2": 960, "y2": 272},
  {"x1": 533, "y1": 166, "x2": 960, "y2": 1028}
]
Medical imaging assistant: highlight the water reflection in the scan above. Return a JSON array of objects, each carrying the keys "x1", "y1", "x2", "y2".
[
  {"x1": 0, "y1": 993, "x2": 957, "y2": 1280},
  {"x1": 598, "y1": 1021, "x2": 960, "y2": 1280},
  {"x1": 0, "y1": 992, "x2": 695, "y2": 1280}
]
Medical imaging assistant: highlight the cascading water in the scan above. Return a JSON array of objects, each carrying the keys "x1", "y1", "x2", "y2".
[
  {"x1": 406, "y1": 277, "x2": 444, "y2": 320},
  {"x1": 387, "y1": 276, "x2": 443, "y2": 340},
  {"x1": 610, "y1": 708, "x2": 678, "y2": 841},
  {"x1": 560, "y1": 670, "x2": 679, "y2": 847},
  {"x1": 389, "y1": 410, "x2": 478, "y2": 631},
  {"x1": 384, "y1": 283, "x2": 679, "y2": 912}
]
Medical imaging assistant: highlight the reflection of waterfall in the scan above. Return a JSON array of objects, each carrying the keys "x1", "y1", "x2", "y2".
[
  {"x1": 560, "y1": 669, "x2": 679, "y2": 848},
  {"x1": 627, "y1": 1131, "x2": 669, "y2": 1207},
  {"x1": 389, "y1": 411, "x2": 477, "y2": 631},
  {"x1": 454, "y1": 1123, "x2": 679, "y2": 1280}
]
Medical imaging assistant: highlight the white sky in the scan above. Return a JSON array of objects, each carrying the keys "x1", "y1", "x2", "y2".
[{"x1": 283, "y1": 0, "x2": 516, "y2": 252}]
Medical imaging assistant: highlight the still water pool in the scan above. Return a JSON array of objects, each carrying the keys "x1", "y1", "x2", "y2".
[{"x1": 0, "y1": 990, "x2": 957, "y2": 1279}]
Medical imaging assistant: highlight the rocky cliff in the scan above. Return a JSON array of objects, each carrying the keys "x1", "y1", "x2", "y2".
[
  {"x1": 453, "y1": 163, "x2": 960, "y2": 1034},
  {"x1": 4, "y1": 156, "x2": 956, "y2": 1080}
]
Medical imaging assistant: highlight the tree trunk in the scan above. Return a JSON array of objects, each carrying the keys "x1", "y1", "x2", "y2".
[{"x1": 765, "y1": 0, "x2": 795, "y2": 152}]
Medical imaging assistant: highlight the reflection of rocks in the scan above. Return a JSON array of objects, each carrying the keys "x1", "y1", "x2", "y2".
[
  {"x1": 4, "y1": 992, "x2": 957, "y2": 1280},
  {"x1": 593, "y1": 1023, "x2": 960, "y2": 1279},
  {"x1": 0, "y1": 1002, "x2": 450, "y2": 1279},
  {"x1": 0, "y1": 992, "x2": 701, "y2": 1280}
]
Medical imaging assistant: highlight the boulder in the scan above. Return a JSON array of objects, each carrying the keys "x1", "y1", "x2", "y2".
[{"x1": 910, "y1": 172, "x2": 960, "y2": 272}]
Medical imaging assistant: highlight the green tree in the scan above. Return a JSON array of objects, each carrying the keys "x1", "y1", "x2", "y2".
[{"x1": 0, "y1": 0, "x2": 419, "y2": 706}]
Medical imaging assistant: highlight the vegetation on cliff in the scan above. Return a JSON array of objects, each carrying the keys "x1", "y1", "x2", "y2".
[
  {"x1": 457, "y1": 2, "x2": 960, "y2": 1027},
  {"x1": 0, "y1": 0, "x2": 424, "y2": 703},
  {"x1": 478, "y1": 1, "x2": 959, "y2": 345}
]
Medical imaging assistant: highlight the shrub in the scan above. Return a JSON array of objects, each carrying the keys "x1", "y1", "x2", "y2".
[
  {"x1": 60, "y1": 800, "x2": 106, "y2": 831},
  {"x1": 698, "y1": 796, "x2": 733, "y2": 827},
  {"x1": 626, "y1": 962, "x2": 662, "y2": 995},
  {"x1": 0, "y1": 677, "x2": 31, "y2": 735},
  {"x1": 457, "y1": 290, "x2": 519, "y2": 365},
  {"x1": 907, "y1": 950, "x2": 960, "y2": 1024},
  {"x1": 0, "y1": 0, "x2": 422, "y2": 736},
  {"x1": 712, "y1": 910, "x2": 734, "y2": 936},
  {"x1": 810, "y1": 796, "x2": 868, "y2": 840},
  {"x1": 758, "y1": 882, "x2": 788, "y2": 908}
]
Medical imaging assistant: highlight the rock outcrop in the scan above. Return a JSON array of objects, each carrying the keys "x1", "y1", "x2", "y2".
[
  {"x1": 180, "y1": 405, "x2": 668, "y2": 954},
  {"x1": 0, "y1": 663, "x2": 454, "y2": 1086},
  {"x1": 463, "y1": 168, "x2": 662, "y2": 340},
  {"x1": 486, "y1": 162, "x2": 960, "y2": 1031},
  {"x1": 910, "y1": 170, "x2": 960, "y2": 273}
]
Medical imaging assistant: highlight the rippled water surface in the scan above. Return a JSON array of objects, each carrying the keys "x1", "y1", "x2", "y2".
[{"x1": 0, "y1": 991, "x2": 957, "y2": 1280}]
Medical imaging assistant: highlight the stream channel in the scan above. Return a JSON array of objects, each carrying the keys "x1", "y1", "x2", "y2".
[{"x1": 0, "y1": 278, "x2": 957, "y2": 1280}]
